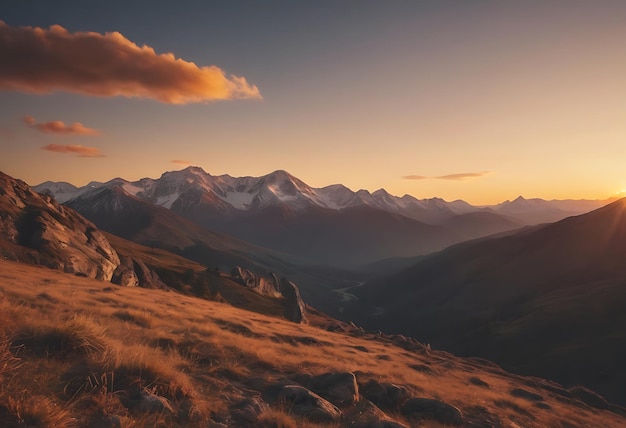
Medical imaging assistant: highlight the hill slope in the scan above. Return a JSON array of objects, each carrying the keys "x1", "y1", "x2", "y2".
[
  {"x1": 350, "y1": 198, "x2": 626, "y2": 405},
  {"x1": 1, "y1": 259, "x2": 624, "y2": 427}
]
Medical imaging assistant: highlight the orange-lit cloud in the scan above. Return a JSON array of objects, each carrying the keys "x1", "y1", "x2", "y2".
[
  {"x1": 435, "y1": 172, "x2": 490, "y2": 181},
  {"x1": 171, "y1": 159, "x2": 192, "y2": 165},
  {"x1": 403, "y1": 172, "x2": 490, "y2": 181},
  {"x1": 41, "y1": 144, "x2": 104, "y2": 157},
  {"x1": 0, "y1": 21, "x2": 261, "y2": 104},
  {"x1": 23, "y1": 115, "x2": 100, "y2": 136}
]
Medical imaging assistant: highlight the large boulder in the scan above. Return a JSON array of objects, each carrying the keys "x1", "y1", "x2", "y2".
[{"x1": 277, "y1": 385, "x2": 342, "y2": 422}]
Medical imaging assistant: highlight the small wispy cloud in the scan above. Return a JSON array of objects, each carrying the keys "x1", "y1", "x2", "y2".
[
  {"x1": 402, "y1": 171, "x2": 490, "y2": 181},
  {"x1": 171, "y1": 159, "x2": 191, "y2": 165},
  {"x1": 23, "y1": 115, "x2": 100, "y2": 136},
  {"x1": 435, "y1": 171, "x2": 490, "y2": 181},
  {"x1": 0, "y1": 21, "x2": 261, "y2": 104},
  {"x1": 41, "y1": 144, "x2": 104, "y2": 157}
]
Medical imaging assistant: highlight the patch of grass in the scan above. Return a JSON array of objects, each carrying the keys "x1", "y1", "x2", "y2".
[
  {"x1": 11, "y1": 316, "x2": 108, "y2": 360},
  {"x1": 256, "y1": 408, "x2": 298, "y2": 428},
  {"x1": 112, "y1": 309, "x2": 153, "y2": 328},
  {"x1": 1, "y1": 394, "x2": 76, "y2": 427}
]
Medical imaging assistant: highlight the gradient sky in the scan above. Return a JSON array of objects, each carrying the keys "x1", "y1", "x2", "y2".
[{"x1": 1, "y1": 1, "x2": 626, "y2": 204}]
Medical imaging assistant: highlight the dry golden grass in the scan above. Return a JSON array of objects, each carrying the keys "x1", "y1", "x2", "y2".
[{"x1": 0, "y1": 259, "x2": 625, "y2": 427}]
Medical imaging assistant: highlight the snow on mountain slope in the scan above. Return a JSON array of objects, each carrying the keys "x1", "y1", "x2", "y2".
[{"x1": 35, "y1": 166, "x2": 609, "y2": 226}]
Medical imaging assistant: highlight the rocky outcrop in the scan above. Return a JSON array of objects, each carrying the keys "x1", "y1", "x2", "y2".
[
  {"x1": 231, "y1": 266, "x2": 307, "y2": 323},
  {"x1": 230, "y1": 266, "x2": 282, "y2": 298},
  {"x1": 0, "y1": 171, "x2": 120, "y2": 280},
  {"x1": 112, "y1": 256, "x2": 168, "y2": 289},
  {"x1": 277, "y1": 385, "x2": 342, "y2": 422}
]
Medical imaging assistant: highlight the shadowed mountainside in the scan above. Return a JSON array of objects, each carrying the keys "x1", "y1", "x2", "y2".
[{"x1": 349, "y1": 198, "x2": 626, "y2": 405}]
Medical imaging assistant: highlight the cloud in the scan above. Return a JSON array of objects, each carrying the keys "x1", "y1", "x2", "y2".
[
  {"x1": 23, "y1": 115, "x2": 100, "y2": 136},
  {"x1": 402, "y1": 171, "x2": 490, "y2": 181},
  {"x1": 171, "y1": 159, "x2": 191, "y2": 165},
  {"x1": 0, "y1": 21, "x2": 261, "y2": 104},
  {"x1": 41, "y1": 144, "x2": 104, "y2": 157},
  {"x1": 435, "y1": 172, "x2": 490, "y2": 181}
]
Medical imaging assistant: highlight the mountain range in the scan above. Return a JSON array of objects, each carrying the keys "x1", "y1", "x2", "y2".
[{"x1": 35, "y1": 166, "x2": 612, "y2": 267}]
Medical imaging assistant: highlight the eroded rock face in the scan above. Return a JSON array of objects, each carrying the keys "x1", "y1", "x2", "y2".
[{"x1": 0, "y1": 172, "x2": 120, "y2": 280}]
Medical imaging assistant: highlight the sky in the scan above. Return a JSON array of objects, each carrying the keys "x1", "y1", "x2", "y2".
[{"x1": 1, "y1": 1, "x2": 626, "y2": 204}]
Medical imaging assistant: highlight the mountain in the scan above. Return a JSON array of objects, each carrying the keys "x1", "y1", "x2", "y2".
[
  {"x1": 492, "y1": 195, "x2": 613, "y2": 224},
  {"x1": 348, "y1": 198, "x2": 626, "y2": 405},
  {"x1": 36, "y1": 167, "x2": 532, "y2": 266}
]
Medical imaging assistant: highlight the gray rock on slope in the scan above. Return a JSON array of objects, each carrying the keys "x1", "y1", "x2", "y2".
[{"x1": 0, "y1": 171, "x2": 120, "y2": 280}]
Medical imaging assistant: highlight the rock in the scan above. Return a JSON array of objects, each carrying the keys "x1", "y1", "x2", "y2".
[
  {"x1": 112, "y1": 256, "x2": 167, "y2": 289},
  {"x1": 0, "y1": 172, "x2": 120, "y2": 280},
  {"x1": 231, "y1": 266, "x2": 282, "y2": 298},
  {"x1": 568, "y1": 385, "x2": 609, "y2": 410},
  {"x1": 307, "y1": 372, "x2": 359, "y2": 405},
  {"x1": 230, "y1": 396, "x2": 268, "y2": 423},
  {"x1": 360, "y1": 380, "x2": 410, "y2": 411},
  {"x1": 131, "y1": 258, "x2": 168, "y2": 289},
  {"x1": 401, "y1": 398, "x2": 464, "y2": 426},
  {"x1": 277, "y1": 385, "x2": 342, "y2": 422},
  {"x1": 132, "y1": 389, "x2": 174, "y2": 413},
  {"x1": 279, "y1": 277, "x2": 307, "y2": 323},
  {"x1": 112, "y1": 257, "x2": 139, "y2": 287}
]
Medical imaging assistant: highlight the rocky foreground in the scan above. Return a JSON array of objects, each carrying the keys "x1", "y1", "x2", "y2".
[{"x1": 1, "y1": 259, "x2": 624, "y2": 427}]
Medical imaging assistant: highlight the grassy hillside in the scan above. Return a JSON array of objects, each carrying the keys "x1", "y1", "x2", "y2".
[{"x1": 1, "y1": 260, "x2": 624, "y2": 427}]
